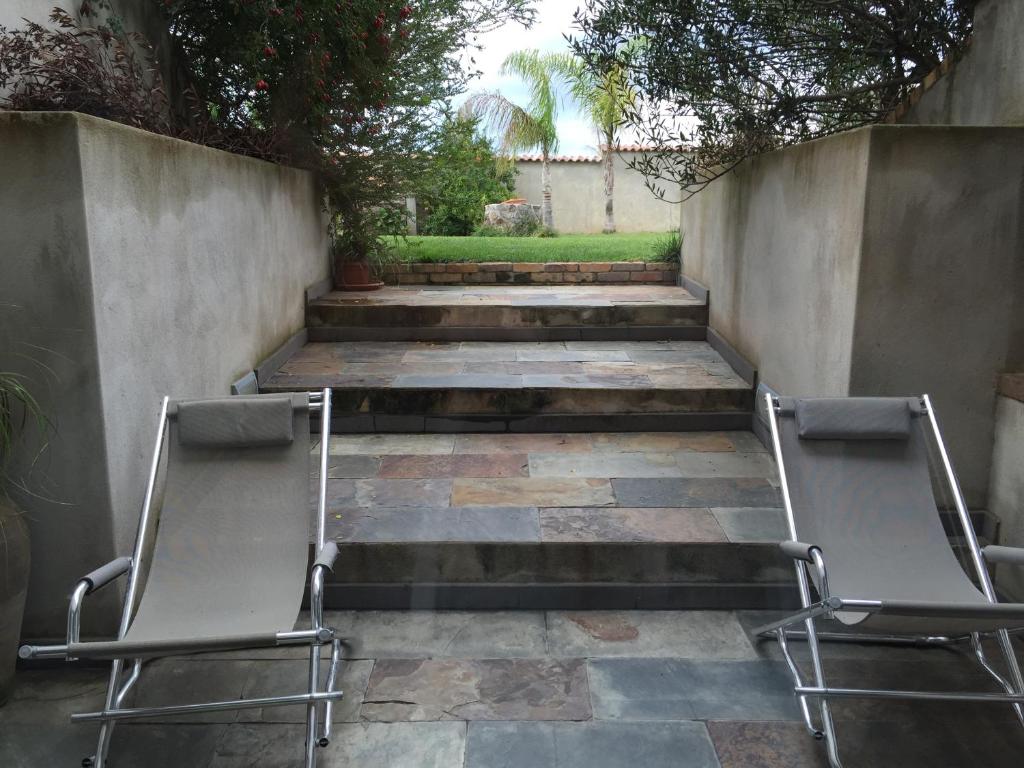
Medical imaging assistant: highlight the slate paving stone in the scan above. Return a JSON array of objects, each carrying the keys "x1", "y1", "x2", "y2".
[
  {"x1": 454, "y1": 434, "x2": 594, "y2": 453},
  {"x1": 452, "y1": 478, "x2": 615, "y2": 507},
  {"x1": 711, "y1": 508, "x2": 789, "y2": 542},
  {"x1": 530, "y1": 452, "x2": 682, "y2": 478},
  {"x1": 361, "y1": 658, "x2": 591, "y2": 721},
  {"x1": 0, "y1": 723, "x2": 226, "y2": 768},
  {"x1": 326, "y1": 434, "x2": 455, "y2": 455},
  {"x1": 237, "y1": 658, "x2": 373, "y2": 723},
  {"x1": 539, "y1": 507, "x2": 727, "y2": 543},
  {"x1": 588, "y1": 659, "x2": 800, "y2": 721},
  {"x1": 611, "y1": 478, "x2": 781, "y2": 508},
  {"x1": 708, "y1": 718, "x2": 1024, "y2": 768},
  {"x1": 590, "y1": 432, "x2": 738, "y2": 453},
  {"x1": 329, "y1": 506, "x2": 541, "y2": 543},
  {"x1": 466, "y1": 720, "x2": 722, "y2": 768},
  {"x1": 378, "y1": 453, "x2": 529, "y2": 478},
  {"x1": 0, "y1": 667, "x2": 108, "y2": 725},
  {"x1": 516, "y1": 350, "x2": 632, "y2": 362},
  {"x1": 546, "y1": 611, "x2": 757, "y2": 659},
  {"x1": 324, "y1": 454, "x2": 382, "y2": 479},
  {"x1": 211, "y1": 722, "x2": 468, "y2": 768},
  {"x1": 530, "y1": 452, "x2": 775, "y2": 479},
  {"x1": 132, "y1": 659, "x2": 255, "y2": 723},
  {"x1": 353, "y1": 478, "x2": 453, "y2": 507},
  {"x1": 393, "y1": 374, "x2": 524, "y2": 388},
  {"x1": 325, "y1": 611, "x2": 548, "y2": 659}
]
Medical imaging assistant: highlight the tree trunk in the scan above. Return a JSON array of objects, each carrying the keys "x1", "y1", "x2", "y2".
[
  {"x1": 602, "y1": 148, "x2": 615, "y2": 234},
  {"x1": 541, "y1": 150, "x2": 554, "y2": 230}
]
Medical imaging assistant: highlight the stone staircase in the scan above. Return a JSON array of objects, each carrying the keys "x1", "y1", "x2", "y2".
[{"x1": 260, "y1": 283, "x2": 792, "y2": 609}]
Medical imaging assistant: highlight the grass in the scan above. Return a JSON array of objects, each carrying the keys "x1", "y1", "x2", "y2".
[{"x1": 387, "y1": 232, "x2": 678, "y2": 264}]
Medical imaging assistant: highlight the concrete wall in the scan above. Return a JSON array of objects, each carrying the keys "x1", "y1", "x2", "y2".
[
  {"x1": 900, "y1": 0, "x2": 1024, "y2": 127},
  {"x1": 514, "y1": 153, "x2": 681, "y2": 234},
  {"x1": 680, "y1": 125, "x2": 1024, "y2": 506},
  {"x1": 0, "y1": 112, "x2": 329, "y2": 637},
  {"x1": 989, "y1": 386, "x2": 1024, "y2": 600}
]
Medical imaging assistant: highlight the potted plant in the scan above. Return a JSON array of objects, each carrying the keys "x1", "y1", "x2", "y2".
[
  {"x1": 331, "y1": 205, "x2": 408, "y2": 291},
  {"x1": 0, "y1": 369, "x2": 45, "y2": 705}
]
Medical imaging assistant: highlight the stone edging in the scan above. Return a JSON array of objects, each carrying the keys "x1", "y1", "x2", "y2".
[{"x1": 385, "y1": 261, "x2": 679, "y2": 285}]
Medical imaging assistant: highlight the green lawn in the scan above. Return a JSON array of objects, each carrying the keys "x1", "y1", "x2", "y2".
[{"x1": 388, "y1": 232, "x2": 678, "y2": 263}]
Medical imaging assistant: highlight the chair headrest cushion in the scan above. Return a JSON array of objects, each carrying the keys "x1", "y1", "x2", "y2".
[
  {"x1": 795, "y1": 397, "x2": 912, "y2": 441},
  {"x1": 176, "y1": 396, "x2": 294, "y2": 448}
]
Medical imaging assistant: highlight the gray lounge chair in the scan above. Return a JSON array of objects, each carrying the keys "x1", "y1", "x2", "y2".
[
  {"x1": 20, "y1": 390, "x2": 340, "y2": 768},
  {"x1": 753, "y1": 394, "x2": 1024, "y2": 767}
]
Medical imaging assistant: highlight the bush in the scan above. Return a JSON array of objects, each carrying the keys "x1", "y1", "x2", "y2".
[
  {"x1": 418, "y1": 117, "x2": 516, "y2": 236},
  {"x1": 650, "y1": 231, "x2": 682, "y2": 262}
]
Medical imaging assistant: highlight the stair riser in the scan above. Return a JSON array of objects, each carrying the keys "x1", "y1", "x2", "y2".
[
  {"x1": 321, "y1": 583, "x2": 801, "y2": 611},
  {"x1": 322, "y1": 412, "x2": 754, "y2": 434},
  {"x1": 307, "y1": 304, "x2": 708, "y2": 329},
  {"x1": 308, "y1": 326, "x2": 707, "y2": 342},
  {"x1": 265, "y1": 386, "x2": 754, "y2": 417}
]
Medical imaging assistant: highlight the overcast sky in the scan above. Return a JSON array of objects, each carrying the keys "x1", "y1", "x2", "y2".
[{"x1": 453, "y1": 0, "x2": 630, "y2": 157}]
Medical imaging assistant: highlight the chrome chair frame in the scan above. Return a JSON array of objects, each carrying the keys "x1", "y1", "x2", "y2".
[
  {"x1": 19, "y1": 389, "x2": 339, "y2": 768},
  {"x1": 752, "y1": 392, "x2": 1024, "y2": 768}
]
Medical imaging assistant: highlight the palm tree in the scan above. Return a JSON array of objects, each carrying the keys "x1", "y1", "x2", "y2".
[
  {"x1": 552, "y1": 45, "x2": 640, "y2": 234},
  {"x1": 461, "y1": 49, "x2": 574, "y2": 230}
]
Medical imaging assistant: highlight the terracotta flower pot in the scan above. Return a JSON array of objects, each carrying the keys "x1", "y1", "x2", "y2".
[
  {"x1": 0, "y1": 496, "x2": 30, "y2": 705},
  {"x1": 336, "y1": 261, "x2": 383, "y2": 292}
]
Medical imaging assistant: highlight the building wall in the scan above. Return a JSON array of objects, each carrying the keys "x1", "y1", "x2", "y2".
[
  {"x1": 679, "y1": 125, "x2": 1024, "y2": 506},
  {"x1": 0, "y1": 112, "x2": 329, "y2": 637},
  {"x1": 989, "y1": 383, "x2": 1024, "y2": 601},
  {"x1": 899, "y1": 0, "x2": 1024, "y2": 127},
  {"x1": 679, "y1": 129, "x2": 870, "y2": 399},
  {"x1": 514, "y1": 153, "x2": 680, "y2": 234}
]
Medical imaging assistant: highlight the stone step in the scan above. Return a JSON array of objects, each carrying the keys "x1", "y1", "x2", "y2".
[
  {"x1": 260, "y1": 340, "x2": 754, "y2": 433},
  {"x1": 306, "y1": 285, "x2": 707, "y2": 342},
  {"x1": 309, "y1": 431, "x2": 796, "y2": 610}
]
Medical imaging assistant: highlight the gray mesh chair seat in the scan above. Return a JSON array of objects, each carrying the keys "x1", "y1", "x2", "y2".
[
  {"x1": 20, "y1": 391, "x2": 341, "y2": 768},
  {"x1": 754, "y1": 395, "x2": 1024, "y2": 768}
]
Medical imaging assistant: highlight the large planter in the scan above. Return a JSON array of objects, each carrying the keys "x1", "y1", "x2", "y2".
[
  {"x1": 0, "y1": 497, "x2": 30, "y2": 705},
  {"x1": 335, "y1": 261, "x2": 383, "y2": 292}
]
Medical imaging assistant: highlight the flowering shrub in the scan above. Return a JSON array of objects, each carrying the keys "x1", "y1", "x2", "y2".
[{"x1": 160, "y1": 0, "x2": 535, "y2": 268}]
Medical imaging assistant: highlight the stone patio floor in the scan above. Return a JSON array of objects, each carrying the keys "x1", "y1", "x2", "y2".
[
  {"x1": 6, "y1": 609, "x2": 1024, "y2": 767},
  {"x1": 316, "y1": 431, "x2": 782, "y2": 544},
  {"x1": 262, "y1": 341, "x2": 748, "y2": 393}
]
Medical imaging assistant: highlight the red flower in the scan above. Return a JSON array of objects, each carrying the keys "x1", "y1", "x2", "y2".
[
  {"x1": 263, "y1": 46, "x2": 276, "y2": 57},
  {"x1": 269, "y1": 6, "x2": 283, "y2": 16},
  {"x1": 399, "y1": 5, "x2": 412, "y2": 19},
  {"x1": 373, "y1": 16, "x2": 384, "y2": 29},
  {"x1": 256, "y1": 79, "x2": 269, "y2": 91},
  {"x1": 399, "y1": 29, "x2": 409, "y2": 39},
  {"x1": 377, "y1": 33, "x2": 390, "y2": 46}
]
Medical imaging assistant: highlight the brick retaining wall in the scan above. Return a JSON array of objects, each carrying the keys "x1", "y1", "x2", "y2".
[{"x1": 385, "y1": 261, "x2": 679, "y2": 285}]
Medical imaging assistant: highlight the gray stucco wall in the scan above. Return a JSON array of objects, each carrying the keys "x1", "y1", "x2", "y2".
[
  {"x1": 514, "y1": 153, "x2": 680, "y2": 234},
  {"x1": 899, "y1": 0, "x2": 1024, "y2": 127},
  {"x1": 679, "y1": 129, "x2": 870, "y2": 398},
  {"x1": 0, "y1": 112, "x2": 329, "y2": 637},
  {"x1": 680, "y1": 125, "x2": 1024, "y2": 506},
  {"x1": 989, "y1": 394, "x2": 1024, "y2": 601}
]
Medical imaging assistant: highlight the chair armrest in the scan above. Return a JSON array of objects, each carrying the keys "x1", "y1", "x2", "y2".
[
  {"x1": 780, "y1": 541, "x2": 820, "y2": 563},
  {"x1": 313, "y1": 542, "x2": 340, "y2": 573},
  {"x1": 984, "y1": 545, "x2": 1024, "y2": 567},
  {"x1": 81, "y1": 556, "x2": 132, "y2": 594}
]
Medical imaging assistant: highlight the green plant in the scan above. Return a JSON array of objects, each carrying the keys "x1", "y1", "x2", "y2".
[
  {"x1": 418, "y1": 116, "x2": 516, "y2": 236},
  {"x1": 571, "y1": 0, "x2": 974, "y2": 198},
  {"x1": 472, "y1": 217, "x2": 541, "y2": 238},
  {"x1": 461, "y1": 49, "x2": 576, "y2": 230},
  {"x1": 549, "y1": 41, "x2": 643, "y2": 233},
  {"x1": 650, "y1": 231, "x2": 681, "y2": 262},
  {"x1": 159, "y1": 1, "x2": 536, "y2": 262}
]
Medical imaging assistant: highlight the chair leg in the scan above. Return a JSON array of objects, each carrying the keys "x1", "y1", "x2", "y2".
[
  {"x1": 87, "y1": 658, "x2": 125, "y2": 768},
  {"x1": 305, "y1": 641, "x2": 322, "y2": 768},
  {"x1": 995, "y1": 629, "x2": 1024, "y2": 728},
  {"x1": 803, "y1": 618, "x2": 845, "y2": 768}
]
